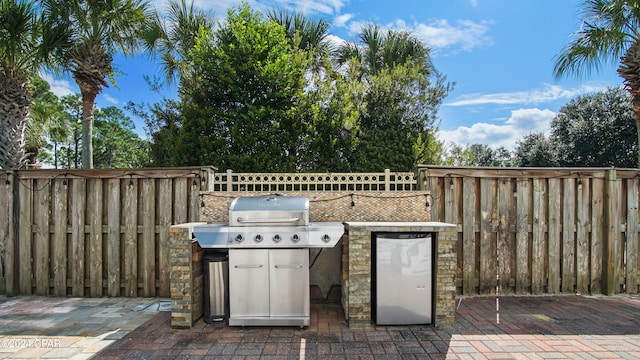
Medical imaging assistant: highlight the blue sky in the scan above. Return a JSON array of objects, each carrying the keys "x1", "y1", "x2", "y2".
[{"x1": 45, "y1": 0, "x2": 622, "y2": 151}]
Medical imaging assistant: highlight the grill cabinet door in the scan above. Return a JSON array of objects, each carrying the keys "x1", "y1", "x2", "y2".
[
  {"x1": 269, "y1": 249, "x2": 309, "y2": 317},
  {"x1": 229, "y1": 249, "x2": 270, "y2": 317}
]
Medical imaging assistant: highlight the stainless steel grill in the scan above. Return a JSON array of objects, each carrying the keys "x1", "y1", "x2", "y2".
[
  {"x1": 193, "y1": 195, "x2": 345, "y2": 327},
  {"x1": 193, "y1": 195, "x2": 343, "y2": 249}
]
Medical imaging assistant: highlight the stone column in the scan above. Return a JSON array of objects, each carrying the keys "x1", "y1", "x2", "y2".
[{"x1": 169, "y1": 223, "x2": 205, "y2": 329}]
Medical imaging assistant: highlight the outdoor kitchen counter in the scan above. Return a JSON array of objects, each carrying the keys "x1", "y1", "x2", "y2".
[
  {"x1": 342, "y1": 221, "x2": 458, "y2": 328},
  {"x1": 344, "y1": 221, "x2": 456, "y2": 231}
]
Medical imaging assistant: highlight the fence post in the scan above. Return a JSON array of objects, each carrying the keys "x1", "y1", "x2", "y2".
[
  {"x1": 603, "y1": 169, "x2": 619, "y2": 295},
  {"x1": 2, "y1": 172, "x2": 16, "y2": 296},
  {"x1": 226, "y1": 169, "x2": 233, "y2": 192},
  {"x1": 201, "y1": 167, "x2": 215, "y2": 192},
  {"x1": 384, "y1": 169, "x2": 390, "y2": 190}
]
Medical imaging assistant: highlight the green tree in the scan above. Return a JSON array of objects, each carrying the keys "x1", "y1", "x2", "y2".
[
  {"x1": 93, "y1": 106, "x2": 150, "y2": 168},
  {"x1": 0, "y1": 0, "x2": 68, "y2": 169},
  {"x1": 41, "y1": 0, "x2": 151, "y2": 169},
  {"x1": 56, "y1": 94, "x2": 83, "y2": 168},
  {"x1": 551, "y1": 87, "x2": 637, "y2": 167},
  {"x1": 554, "y1": 0, "x2": 640, "y2": 166},
  {"x1": 25, "y1": 75, "x2": 68, "y2": 167},
  {"x1": 127, "y1": 99, "x2": 184, "y2": 167},
  {"x1": 513, "y1": 88, "x2": 636, "y2": 167},
  {"x1": 132, "y1": 0, "x2": 215, "y2": 167},
  {"x1": 513, "y1": 132, "x2": 558, "y2": 167},
  {"x1": 414, "y1": 131, "x2": 446, "y2": 165},
  {"x1": 443, "y1": 143, "x2": 475, "y2": 166},
  {"x1": 467, "y1": 144, "x2": 512, "y2": 167},
  {"x1": 297, "y1": 56, "x2": 364, "y2": 171},
  {"x1": 337, "y1": 24, "x2": 452, "y2": 171},
  {"x1": 183, "y1": 4, "x2": 308, "y2": 171}
]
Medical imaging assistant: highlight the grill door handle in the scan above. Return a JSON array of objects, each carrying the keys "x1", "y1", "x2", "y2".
[
  {"x1": 234, "y1": 264, "x2": 264, "y2": 269},
  {"x1": 236, "y1": 217, "x2": 300, "y2": 224},
  {"x1": 274, "y1": 264, "x2": 304, "y2": 269}
]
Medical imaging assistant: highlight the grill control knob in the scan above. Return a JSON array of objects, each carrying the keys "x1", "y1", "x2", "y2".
[
  {"x1": 321, "y1": 234, "x2": 331, "y2": 243},
  {"x1": 291, "y1": 234, "x2": 300, "y2": 243},
  {"x1": 235, "y1": 234, "x2": 244, "y2": 243},
  {"x1": 254, "y1": 234, "x2": 263, "y2": 242},
  {"x1": 273, "y1": 234, "x2": 281, "y2": 243}
]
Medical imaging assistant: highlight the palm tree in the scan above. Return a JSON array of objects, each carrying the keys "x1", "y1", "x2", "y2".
[
  {"x1": 554, "y1": 0, "x2": 640, "y2": 166},
  {"x1": 267, "y1": 9, "x2": 332, "y2": 70},
  {"x1": 41, "y1": 0, "x2": 151, "y2": 169},
  {"x1": 142, "y1": 0, "x2": 215, "y2": 88},
  {"x1": 336, "y1": 24, "x2": 431, "y2": 77},
  {"x1": 0, "y1": 0, "x2": 68, "y2": 169}
]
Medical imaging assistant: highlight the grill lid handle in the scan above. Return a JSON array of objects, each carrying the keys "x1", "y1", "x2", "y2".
[{"x1": 236, "y1": 217, "x2": 300, "y2": 224}]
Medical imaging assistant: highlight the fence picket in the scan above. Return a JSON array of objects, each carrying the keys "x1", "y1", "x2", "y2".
[
  {"x1": 141, "y1": 179, "x2": 156, "y2": 297},
  {"x1": 70, "y1": 178, "x2": 86, "y2": 297},
  {"x1": 174, "y1": 178, "x2": 188, "y2": 225},
  {"x1": 576, "y1": 178, "x2": 590, "y2": 294},
  {"x1": 591, "y1": 178, "x2": 604, "y2": 294},
  {"x1": 88, "y1": 179, "x2": 103, "y2": 297},
  {"x1": 18, "y1": 178, "x2": 33, "y2": 295},
  {"x1": 627, "y1": 178, "x2": 639, "y2": 294},
  {"x1": 123, "y1": 179, "x2": 138, "y2": 297},
  {"x1": 498, "y1": 179, "x2": 514, "y2": 293},
  {"x1": 548, "y1": 178, "x2": 561, "y2": 294},
  {"x1": 531, "y1": 178, "x2": 546, "y2": 294},
  {"x1": 516, "y1": 179, "x2": 530, "y2": 294},
  {"x1": 479, "y1": 178, "x2": 496, "y2": 294},
  {"x1": 107, "y1": 179, "x2": 120, "y2": 297},
  {"x1": 158, "y1": 179, "x2": 172, "y2": 297},
  {"x1": 52, "y1": 179, "x2": 67, "y2": 296},
  {"x1": 604, "y1": 170, "x2": 619, "y2": 294},
  {"x1": 34, "y1": 179, "x2": 50, "y2": 295},
  {"x1": 562, "y1": 178, "x2": 576, "y2": 293},
  {"x1": 462, "y1": 177, "x2": 477, "y2": 295},
  {"x1": 0, "y1": 176, "x2": 9, "y2": 295}
]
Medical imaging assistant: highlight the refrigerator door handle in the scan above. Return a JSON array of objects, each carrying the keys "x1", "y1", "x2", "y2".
[
  {"x1": 234, "y1": 264, "x2": 264, "y2": 269},
  {"x1": 274, "y1": 264, "x2": 304, "y2": 269}
]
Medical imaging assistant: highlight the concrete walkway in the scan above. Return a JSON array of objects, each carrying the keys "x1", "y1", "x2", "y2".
[
  {"x1": 0, "y1": 296, "x2": 167, "y2": 359},
  {"x1": 1, "y1": 294, "x2": 640, "y2": 359}
]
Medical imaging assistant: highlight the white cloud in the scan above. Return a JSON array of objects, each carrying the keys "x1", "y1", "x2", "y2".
[
  {"x1": 397, "y1": 19, "x2": 492, "y2": 52},
  {"x1": 333, "y1": 13, "x2": 353, "y2": 27},
  {"x1": 446, "y1": 83, "x2": 610, "y2": 107},
  {"x1": 470, "y1": 0, "x2": 478, "y2": 6},
  {"x1": 184, "y1": 0, "x2": 346, "y2": 15},
  {"x1": 438, "y1": 108, "x2": 556, "y2": 150},
  {"x1": 101, "y1": 93, "x2": 119, "y2": 105},
  {"x1": 270, "y1": 0, "x2": 346, "y2": 15},
  {"x1": 40, "y1": 73, "x2": 76, "y2": 98},
  {"x1": 344, "y1": 18, "x2": 492, "y2": 54}
]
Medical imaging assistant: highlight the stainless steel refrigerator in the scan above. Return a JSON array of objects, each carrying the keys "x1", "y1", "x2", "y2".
[{"x1": 373, "y1": 233, "x2": 433, "y2": 325}]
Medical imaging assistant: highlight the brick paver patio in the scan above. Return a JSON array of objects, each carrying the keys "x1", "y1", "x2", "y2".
[
  {"x1": 94, "y1": 294, "x2": 640, "y2": 359},
  {"x1": 1, "y1": 295, "x2": 638, "y2": 359}
]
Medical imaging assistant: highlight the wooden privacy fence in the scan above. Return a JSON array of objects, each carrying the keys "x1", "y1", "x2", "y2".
[
  {"x1": 0, "y1": 167, "x2": 214, "y2": 297},
  {"x1": 418, "y1": 166, "x2": 640, "y2": 296},
  {"x1": 3, "y1": 165, "x2": 640, "y2": 298}
]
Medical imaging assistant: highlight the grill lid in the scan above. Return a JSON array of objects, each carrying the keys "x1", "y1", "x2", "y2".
[{"x1": 228, "y1": 195, "x2": 309, "y2": 226}]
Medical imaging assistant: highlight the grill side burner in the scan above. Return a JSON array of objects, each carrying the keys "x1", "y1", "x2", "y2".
[{"x1": 193, "y1": 195, "x2": 345, "y2": 327}]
